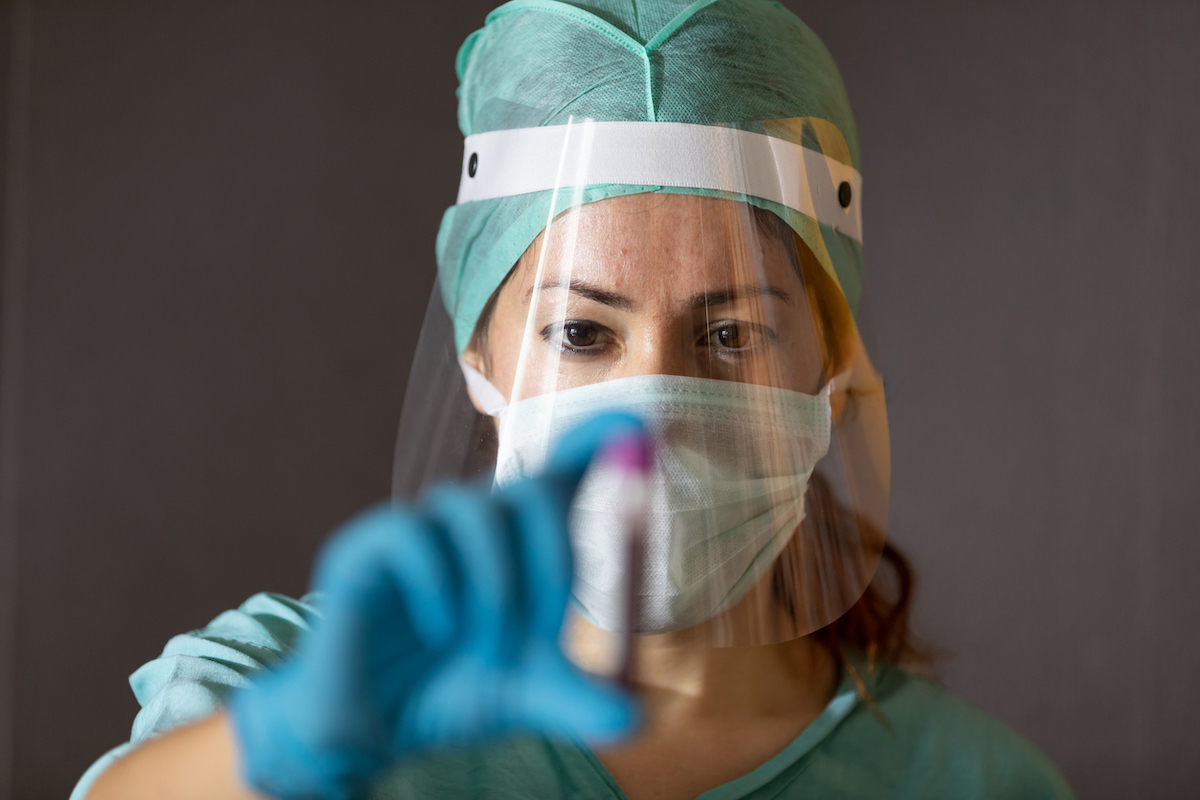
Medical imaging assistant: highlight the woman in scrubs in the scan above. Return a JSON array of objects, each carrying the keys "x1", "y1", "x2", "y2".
[{"x1": 75, "y1": 2, "x2": 1074, "y2": 798}]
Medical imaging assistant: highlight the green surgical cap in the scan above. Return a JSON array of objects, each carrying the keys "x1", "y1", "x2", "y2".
[{"x1": 437, "y1": 0, "x2": 862, "y2": 354}]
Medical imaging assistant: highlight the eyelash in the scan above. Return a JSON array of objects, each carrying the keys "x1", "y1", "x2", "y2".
[
  {"x1": 700, "y1": 321, "x2": 777, "y2": 356},
  {"x1": 540, "y1": 320, "x2": 613, "y2": 356},
  {"x1": 539, "y1": 320, "x2": 778, "y2": 357}
]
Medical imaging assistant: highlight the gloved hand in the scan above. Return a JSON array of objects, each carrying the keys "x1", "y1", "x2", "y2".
[{"x1": 229, "y1": 413, "x2": 643, "y2": 800}]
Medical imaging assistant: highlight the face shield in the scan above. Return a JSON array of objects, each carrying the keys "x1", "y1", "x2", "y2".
[{"x1": 394, "y1": 118, "x2": 887, "y2": 678}]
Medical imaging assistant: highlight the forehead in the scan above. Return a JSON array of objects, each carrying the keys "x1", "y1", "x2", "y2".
[{"x1": 515, "y1": 193, "x2": 800, "y2": 297}]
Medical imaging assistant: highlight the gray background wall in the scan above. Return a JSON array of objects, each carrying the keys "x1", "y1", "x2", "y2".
[{"x1": 0, "y1": 1, "x2": 1196, "y2": 798}]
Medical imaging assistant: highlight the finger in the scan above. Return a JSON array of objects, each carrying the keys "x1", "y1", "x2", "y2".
[
  {"x1": 511, "y1": 412, "x2": 647, "y2": 640},
  {"x1": 311, "y1": 504, "x2": 455, "y2": 650},
  {"x1": 540, "y1": 412, "x2": 646, "y2": 497},
  {"x1": 496, "y1": 477, "x2": 572, "y2": 641},
  {"x1": 423, "y1": 484, "x2": 513, "y2": 661}
]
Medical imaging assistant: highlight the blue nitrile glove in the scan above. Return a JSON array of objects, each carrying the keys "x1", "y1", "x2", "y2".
[{"x1": 229, "y1": 413, "x2": 643, "y2": 800}]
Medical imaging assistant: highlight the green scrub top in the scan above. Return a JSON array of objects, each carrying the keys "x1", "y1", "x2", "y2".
[{"x1": 71, "y1": 593, "x2": 1074, "y2": 800}]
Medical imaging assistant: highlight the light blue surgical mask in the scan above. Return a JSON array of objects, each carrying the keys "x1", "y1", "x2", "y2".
[{"x1": 463, "y1": 364, "x2": 834, "y2": 633}]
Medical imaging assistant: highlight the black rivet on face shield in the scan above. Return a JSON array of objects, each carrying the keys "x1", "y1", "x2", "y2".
[
  {"x1": 468, "y1": 152, "x2": 479, "y2": 178},
  {"x1": 838, "y1": 181, "x2": 852, "y2": 209}
]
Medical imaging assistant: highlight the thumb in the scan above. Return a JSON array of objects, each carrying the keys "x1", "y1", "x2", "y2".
[
  {"x1": 508, "y1": 647, "x2": 639, "y2": 745},
  {"x1": 540, "y1": 411, "x2": 646, "y2": 499}
]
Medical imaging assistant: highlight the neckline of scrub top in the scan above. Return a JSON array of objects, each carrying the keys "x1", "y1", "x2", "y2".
[{"x1": 572, "y1": 666, "x2": 861, "y2": 800}]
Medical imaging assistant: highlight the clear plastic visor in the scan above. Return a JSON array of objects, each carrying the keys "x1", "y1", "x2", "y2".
[{"x1": 394, "y1": 120, "x2": 889, "y2": 679}]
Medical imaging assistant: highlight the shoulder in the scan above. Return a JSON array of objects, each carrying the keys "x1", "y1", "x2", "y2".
[
  {"x1": 72, "y1": 592, "x2": 321, "y2": 799},
  {"x1": 127, "y1": 591, "x2": 319, "y2": 741},
  {"x1": 808, "y1": 665, "x2": 1074, "y2": 800}
]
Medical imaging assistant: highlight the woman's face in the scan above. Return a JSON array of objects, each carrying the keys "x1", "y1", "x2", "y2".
[{"x1": 466, "y1": 193, "x2": 827, "y2": 405}]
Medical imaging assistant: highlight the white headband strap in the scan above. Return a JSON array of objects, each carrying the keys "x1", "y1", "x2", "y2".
[{"x1": 455, "y1": 120, "x2": 862, "y2": 243}]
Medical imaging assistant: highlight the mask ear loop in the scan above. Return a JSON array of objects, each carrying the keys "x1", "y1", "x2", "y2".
[
  {"x1": 459, "y1": 358, "x2": 508, "y2": 417},
  {"x1": 822, "y1": 369, "x2": 853, "y2": 398}
]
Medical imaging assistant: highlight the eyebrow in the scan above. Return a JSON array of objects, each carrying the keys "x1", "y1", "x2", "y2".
[
  {"x1": 692, "y1": 285, "x2": 793, "y2": 309},
  {"x1": 530, "y1": 279, "x2": 792, "y2": 311},
  {"x1": 529, "y1": 279, "x2": 634, "y2": 311}
]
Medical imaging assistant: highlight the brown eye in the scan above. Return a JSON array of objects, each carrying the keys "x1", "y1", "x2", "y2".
[
  {"x1": 563, "y1": 322, "x2": 599, "y2": 347},
  {"x1": 714, "y1": 324, "x2": 746, "y2": 349},
  {"x1": 703, "y1": 321, "x2": 774, "y2": 354}
]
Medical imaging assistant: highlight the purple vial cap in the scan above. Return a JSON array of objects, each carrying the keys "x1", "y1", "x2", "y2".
[{"x1": 603, "y1": 432, "x2": 652, "y2": 475}]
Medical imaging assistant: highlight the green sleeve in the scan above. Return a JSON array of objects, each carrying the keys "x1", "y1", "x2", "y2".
[{"x1": 68, "y1": 592, "x2": 320, "y2": 800}]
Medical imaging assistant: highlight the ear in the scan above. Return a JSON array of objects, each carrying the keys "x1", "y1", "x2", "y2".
[
  {"x1": 829, "y1": 330, "x2": 887, "y2": 426},
  {"x1": 459, "y1": 344, "x2": 491, "y2": 416},
  {"x1": 461, "y1": 344, "x2": 512, "y2": 420},
  {"x1": 460, "y1": 343, "x2": 483, "y2": 373},
  {"x1": 830, "y1": 385, "x2": 848, "y2": 423},
  {"x1": 827, "y1": 332, "x2": 860, "y2": 424}
]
